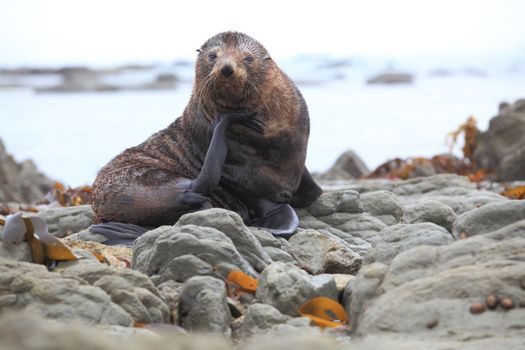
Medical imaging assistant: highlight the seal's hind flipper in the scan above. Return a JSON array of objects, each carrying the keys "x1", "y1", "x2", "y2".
[
  {"x1": 89, "y1": 222, "x2": 151, "y2": 246},
  {"x1": 250, "y1": 201, "x2": 299, "y2": 239}
]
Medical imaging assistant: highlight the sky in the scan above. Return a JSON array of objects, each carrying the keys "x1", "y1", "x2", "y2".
[{"x1": 1, "y1": 0, "x2": 525, "y2": 66}]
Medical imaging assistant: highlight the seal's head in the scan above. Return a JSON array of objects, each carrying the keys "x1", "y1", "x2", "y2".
[{"x1": 194, "y1": 32, "x2": 272, "y2": 113}]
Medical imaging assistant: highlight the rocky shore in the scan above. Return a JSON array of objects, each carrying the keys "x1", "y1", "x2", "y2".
[{"x1": 1, "y1": 172, "x2": 524, "y2": 349}]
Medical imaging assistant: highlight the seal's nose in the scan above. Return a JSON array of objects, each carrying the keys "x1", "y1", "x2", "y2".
[{"x1": 220, "y1": 64, "x2": 234, "y2": 78}]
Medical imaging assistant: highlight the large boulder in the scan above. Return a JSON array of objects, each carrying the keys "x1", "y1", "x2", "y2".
[
  {"x1": 317, "y1": 150, "x2": 370, "y2": 180},
  {"x1": 347, "y1": 220, "x2": 525, "y2": 346},
  {"x1": 38, "y1": 205, "x2": 94, "y2": 237},
  {"x1": 474, "y1": 99, "x2": 525, "y2": 181}
]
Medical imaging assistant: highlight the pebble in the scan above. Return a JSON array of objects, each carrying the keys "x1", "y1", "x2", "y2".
[
  {"x1": 469, "y1": 303, "x2": 486, "y2": 314},
  {"x1": 426, "y1": 319, "x2": 438, "y2": 329},
  {"x1": 485, "y1": 294, "x2": 498, "y2": 310},
  {"x1": 500, "y1": 297, "x2": 515, "y2": 310}
]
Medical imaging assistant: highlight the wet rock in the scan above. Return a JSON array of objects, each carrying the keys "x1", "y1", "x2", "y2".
[
  {"x1": 176, "y1": 209, "x2": 272, "y2": 272},
  {"x1": 132, "y1": 224, "x2": 257, "y2": 282},
  {"x1": 288, "y1": 229, "x2": 362, "y2": 274},
  {"x1": 360, "y1": 190, "x2": 404, "y2": 225},
  {"x1": 403, "y1": 200, "x2": 457, "y2": 232},
  {"x1": 474, "y1": 99, "x2": 525, "y2": 181},
  {"x1": 178, "y1": 276, "x2": 232, "y2": 335},
  {"x1": 256, "y1": 262, "x2": 338, "y2": 316},
  {"x1": 317, "y1": 150, "x2": 370, "y2": 180},
  {"x1": 452, "y1": 200, "x2": 525, "y2": 239},
  {"x1": 0, "y1": 139, "x2": 55, "y2": 203},
  {"x1": 38, "y1": 205, "x2": 94, "y2": 237}
]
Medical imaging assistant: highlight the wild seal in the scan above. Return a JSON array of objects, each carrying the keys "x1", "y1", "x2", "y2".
[{"x1": 90, "y1": 31, "x2": 322, "y2": 245}]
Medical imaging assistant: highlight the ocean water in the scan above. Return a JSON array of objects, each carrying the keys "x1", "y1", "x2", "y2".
[{"x1": 0, "y1": 58, "x2": 524, "y2": 187}]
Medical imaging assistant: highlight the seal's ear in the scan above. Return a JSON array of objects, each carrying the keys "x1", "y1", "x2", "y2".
[{"x1": 196, "y1": 49, "x2": 202, "y2": 53}]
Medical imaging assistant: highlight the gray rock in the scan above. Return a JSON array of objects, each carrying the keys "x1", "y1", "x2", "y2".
[
  {"x1": 0, "y1": 258, "x2": 133, "y2": 326},
  {"x1": 452, "y1": 200, "x2": 525, "y2": 239},
  {"x1": 249, "y1": 227, "x2": 283, "y2": 249},
  {"x1": 0, "y1": 241, "x2": 32, "y2": 262},
  {"x1": 323, "y1": 212, "x2": 386, "y2": 241},
  {"x1": 178, "y1": 276, "x2": 232, "y2": 335},
  {"x1": 256, "y1": 262, "x2": 338, "y2": 316},
  {"x1": 56, "y1": 256, "x2": 169, "y2": 324},
  {"x1": 364, "y1": 223, "x2": 453, "y2": 264},
  {"x1": 0, "y1": 139, "x2": 54, "y2": 203},
  {"x1": 288, "y1": 229, "x2": 362, "y2": 274},
  {"x1": 349, "y1": 222, "x2": 525, "y2": 345},
  {"x1": 157, "y1": 280, "x2": 183, "y2": 324},
  {"x1": 473, "y1": 99, "x2": 525, "y2": 181},
  {"x1": 367, "y1": 72, "x2": 413, "y2": 84},
  {"x1": 38, "y1": 205, "x2": 94, "y2": 237},
  {"x1": 263, "y1": 247, "x2": 296, "y2": 263},
  {"x1": 403, "y1": 200, "x2": 457, "y2": 231},
  {"x1": 361, "y1": 190, "x2": 404, "y2": 225},
  {"x1": 132, "y1": 225, "x2": 257, "y2": 281},
  {"x1": 307, "y1": 190, "x2": 363, "y2": 217},
  {"x1": 237, "y1": 303, "x2": 291, "y2": 337},
  {"x1": 156, "y1": 254, "x2": 214, "y2": 283},
  {"x1": 176, "y1": 209, "x2": 272, "y2": 272},
  {"x1": 317, "y1": 150, "x2": 370, "y2": 180}
]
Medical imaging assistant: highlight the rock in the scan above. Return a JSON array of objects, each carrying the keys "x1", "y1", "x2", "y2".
[
  {"x1": 360, "y1": 190, "x2": 404, "y2": 225},
  {"x1": 288, "y1": 229, "x2": 362, "y2": 274},
  {"x1": 157, "y1": 280, "x2": 183, "y2": 324},
  {"x1": 366, "y1": 72, "x2": 413, "y2": 84},
  {"x1": 178, "y1": 276, "x2": 232, "y2": 335},
  {"x1": 263, "y1": 247, "x2": 296, "y2": 263},
  {"x1": 317, "y1": 150, "x2": 370, "y2": 180},
  {"x1": 176, "y1": 209, "x2": 272, "y2": 272},
  {"x1": 0, "y1": 258, "x2": 133, "y2": 326},
  {"x1": 365, "y1": 223, "x2": 453, "y2": 264},
  {"x1": 237, "y1": 303, "x2": 291, "y2": 337},
  {"x1": 322, "y1": 212, "x2": 387, "y2": 241},
  {"x1": 132, "y1": 225, "x2": 257, "y2": 282},
  {"x1": 348, "y1": 222, "x2": 525, "y2": 345},
  {"x1": 256, "y1": 262, "x2": 338, "y2": 316},
  {"x1": 306, "y1": 190, "x2": 363, "y2": 217},
  {"x1": 333, "y1": 274, "x2": 355, "y2": 293},
  {"x1": 0, "y1": 139, "x2": 55, "y2": 203},
  {"x1": 473, "y1": 99, "x2": 525, "y2": 181},
  {"x1": 55, "y1": 256, "x2": 170, "y2": 324},
  {"x1": 155, "y1": 254, "x2": 214, "y2": 284},
  {"x1": 249, "y1": 227, "x2": 283, "y2": 249},
  {"x1": 452, "y1": 200, "x2": 525, "y2": 239},
  {"x1": 403, "y1": 200, "x2": 457, "y2": 232},
  {"x1": 38, "y1": 205, "x2": 94, "y2": 237},
  {"x1": 0, "y1": 241, "x2": 32, "y2": 262}
]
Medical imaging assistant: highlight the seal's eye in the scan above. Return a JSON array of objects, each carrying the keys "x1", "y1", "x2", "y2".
[
  {"x1": 208, "y1": 53, "x2": 217, "y2": 61},
  {"x1": 244, "y1": 55, "x2": 254, "y2": 64}
]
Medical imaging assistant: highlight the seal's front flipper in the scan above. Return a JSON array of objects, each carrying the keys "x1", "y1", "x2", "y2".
[
  {"x1": 290, "y1": 167, "x2": 322, "y2": 208},
  {"x1": 89, "y1": 222, "x2": 151, "y2": 246},
  {"x1": 250, "y1": 199, "x2": 299, "y2": 239}
]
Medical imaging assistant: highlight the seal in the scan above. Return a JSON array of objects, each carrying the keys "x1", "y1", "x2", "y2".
[{"x1": 90, "y1": 31, "x2": 322, "y2": 245}]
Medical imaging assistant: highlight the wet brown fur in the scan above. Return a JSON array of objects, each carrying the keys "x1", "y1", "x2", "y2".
[{"x1": 92, "y1": 32, "x2": 313, "y2": 226}]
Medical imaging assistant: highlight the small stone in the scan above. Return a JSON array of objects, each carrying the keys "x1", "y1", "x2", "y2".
[
  {"x1": 486, "y1": 294, "x2": 498, "y2": 309},
  {"x1": 426, "y1": 319, "x2": 438, "y2": 329},
  {"x1": 469, "y1": 303, "x2": 486, "y2": 314},
  {"x1": 500, "y1": 297, "x2": 515, "y2": 310},
  {"x1": 460, "y1": 232, "x2": 468, "y2": 240}
]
